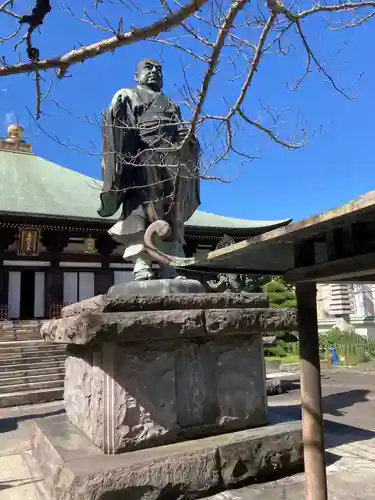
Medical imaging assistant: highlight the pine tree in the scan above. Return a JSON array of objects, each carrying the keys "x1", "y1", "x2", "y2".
[
  {"x1": 262, "y1": 277, "x2": 298, "y2": 356},
  {"x1": 263, "y1": 277, "x2": 297, "y2": 309}
]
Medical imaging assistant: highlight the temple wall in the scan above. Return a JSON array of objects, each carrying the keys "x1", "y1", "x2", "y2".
[{"x1": 0, "y1": 237, "x2": 208, "y2": 320}]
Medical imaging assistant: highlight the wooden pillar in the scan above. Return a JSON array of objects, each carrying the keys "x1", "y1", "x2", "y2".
[
  {"x1": 0, "y1": 263, "x2": 8, "y2": 306},
  {"x1": 296, "y1": 281, "x2": 327, "y2": 500},
  {"x1": 94, "y1": 236, "x2": 117, "y2": 295},
  {"x1": 45, "y1": 262, "x2": 63, "y2": 318},
  {"x1": 42, "y1": 231, "x2": 70, "y2": 317},
  {"x1": 95, "y1": 267, "x2": 114, "y2": 295},
  {"x1": 0, "y1": 228, "x2": 15, "y2": 317}
]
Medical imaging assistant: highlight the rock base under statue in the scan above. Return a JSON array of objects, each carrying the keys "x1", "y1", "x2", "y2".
[
  {"x1": 39, "y1": 289, "x2": 297, "y2": 454},
  {"x1": 30, "y1": 286, "x2": 299, "y2": 499},
  {"x1": 25, "y1": 414, "x2": 303, "y2": 500},
  {"x1": 107, "y1": 278, "x2": 206, "y2": 298}
]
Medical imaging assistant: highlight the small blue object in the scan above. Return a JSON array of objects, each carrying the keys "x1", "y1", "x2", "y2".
[{"x1": 331, "y1": 344, "x2": 339, "y2": 366}]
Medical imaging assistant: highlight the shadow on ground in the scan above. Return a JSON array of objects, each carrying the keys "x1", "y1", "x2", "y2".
[
  {"x1": 0, "y1": 478, "x2": 42, "y2": 491},
  {"x1": 272, "y1": 386, "x2": 375, "y2": 451},
  {"x1": 0, "y1": 407, "x2": 64, "y2": 434},
  {"x1": 0, "y1": 479, "x2": 40, "y2": 491}
]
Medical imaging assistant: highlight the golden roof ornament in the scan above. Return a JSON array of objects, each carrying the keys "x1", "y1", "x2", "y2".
[
  {"x1": 17, "y1": 227, "x2": 40, "y2": 256},
  {"x1": 0, "y1": 124, "x2": 32, "y2": 153},
  {"x1": 7, "y1": 124, "x2": 24, "y2": 143},
  {"x1": 84, "y1": 236, "x2": 97, "y2": 255}
]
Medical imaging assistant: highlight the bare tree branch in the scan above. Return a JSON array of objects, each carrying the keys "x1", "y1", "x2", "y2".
[
  {"x1": 189, "y1": 0, "x2": 251, "y2": 135},
  {"x1": 0, "y1": 0, "x2": 209, "y2": 76},
  {"x1": 1, "y1": 0, "x2": 374, "y2": 183}
]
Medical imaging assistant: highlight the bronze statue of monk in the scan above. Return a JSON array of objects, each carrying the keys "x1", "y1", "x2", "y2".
[{"x1": 98, "y1": 59, "x2": 201, "y2": 280}]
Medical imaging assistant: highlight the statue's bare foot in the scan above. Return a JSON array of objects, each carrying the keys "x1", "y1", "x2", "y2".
[{"x1": 134, "y1": 269, "x2": 154, "y2": 281}]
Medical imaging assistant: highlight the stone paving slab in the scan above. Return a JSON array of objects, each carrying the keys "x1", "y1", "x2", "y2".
[
  {"x1": 0, "y1": 401, "x2": 63, "y2": 457},
  {"x1": 204, "y1": 434, "x2": 375, "y2": 499},
  {"x1": 204, "y1": 469, "x2": 375, "y2": 500},
  {"x1": 0, "y1": 454, "x2": 38, "y2": 500}
]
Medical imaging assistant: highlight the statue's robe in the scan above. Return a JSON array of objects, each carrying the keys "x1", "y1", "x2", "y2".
[{"x1": 98, "y1": 86, "x2": 201, "y2": 243}]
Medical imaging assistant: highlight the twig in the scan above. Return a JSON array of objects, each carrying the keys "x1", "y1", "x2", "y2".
[
  {"x1": 0, "y1": 0, "x2": 209, "y2": 77},
  {"x1": 189, "y1": 0, "x2": 250, "y2": 135}
]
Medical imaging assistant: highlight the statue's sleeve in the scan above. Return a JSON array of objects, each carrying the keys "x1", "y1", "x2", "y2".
[
  {"x1": 109, "y1": 89, "x2": 138, "y2": 168},
  {"x1": 98, "y1": 90, "x2": 138, "y2": 218},
  {"x1": 174, "y1": 104, "x2": 201, "y2": 221}
]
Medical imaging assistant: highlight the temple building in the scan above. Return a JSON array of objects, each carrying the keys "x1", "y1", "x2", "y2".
[{"x1": 0, "y1": 125, "x2": 292, "y2": 321}]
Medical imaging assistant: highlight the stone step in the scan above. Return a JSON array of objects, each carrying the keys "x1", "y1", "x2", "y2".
[
  {"x1": 0, "y1": 378, "x2": 63, "y2": 395},
  {"x1": 0, "y1": 326, "x2": 41, "y2": 332},
  {"x1": 0, "y1": 354, "x2": 66, "y2": 368},
  {"x1": 0, "y1": 332, "x2": 41, "y2": 341},
  {"x1": 0, "y1": 339, "x2": 46, "y2": 344},
  {"x1": 0, "y1": 352, "x2": 66, "y2": 365},
  {"x1": 0, "y1": 387, "x2": 63, "y2": 408},
  {"x1": 0, "y1": 328, "x2": 41, "y2": 334},
  {"x1": 0, "y1": 359, "x2": 66, "y2": 374},
  {"x1": 0, "y1": 340, "x2": 66, "y2": 350},
  {"x1": 0, "y1": 370, "x2": 65, "y2": 386},
  {"x1": 0, "y1": 344, "x2": 66, "y2": 355},
  {"x1": 0, "y1": 343, "x2": 65, "y2": 351},
  {"x1": 0, "y1": 363, "x2": 65, "y2": 375},
  {"x1": 0, "y1": 324, "x2": 41, "y2": 328}
]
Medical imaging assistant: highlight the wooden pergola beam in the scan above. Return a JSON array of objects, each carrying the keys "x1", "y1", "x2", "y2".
[{"x1": 285, "y1": 251, "x2": 375, "y2": 284}]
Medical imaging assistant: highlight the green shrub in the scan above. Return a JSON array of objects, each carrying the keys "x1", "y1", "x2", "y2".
[
  {"x1": 264, "y1": 345, "x2": 288, "y2": 358},
  {"x1": 319, "y1": 328, "x2": 375, "y2": 366}
]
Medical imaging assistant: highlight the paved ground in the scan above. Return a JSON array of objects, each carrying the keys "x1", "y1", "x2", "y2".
[
  {"x1": 0, "y1": 401, "x2": 63, "y2": 500},
  {"x1": 208, "y1": 369, "x2": 375, "y2": 499},
  {"x1": 1, "y1": 368, "x2": 375, "y2": 499}
]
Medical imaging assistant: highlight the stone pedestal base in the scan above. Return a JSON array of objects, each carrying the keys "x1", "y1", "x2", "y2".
[
  {"x1": 25, "y1": 414, "x2": 303, "y2": 500},
  {"x1": 65, "y1": 335, "x2": 268, "y2": 453},
  {"x1": 107, "y1": 278, "x2": 205, "y2": 298},
  {"x1": 41, "y1": 289, "x2": 296, "y2": 455}
]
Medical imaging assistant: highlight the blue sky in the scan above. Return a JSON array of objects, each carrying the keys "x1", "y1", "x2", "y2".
[{"x1": 1, "y1": 1, "x2": 374, "y2": 223}]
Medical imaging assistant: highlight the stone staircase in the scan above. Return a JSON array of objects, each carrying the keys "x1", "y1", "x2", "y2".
[{"x1": 0, "y1": 321, "x2": 66, "y2": 407}]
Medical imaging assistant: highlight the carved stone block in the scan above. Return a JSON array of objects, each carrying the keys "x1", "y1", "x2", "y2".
[
  {"x1": 64, "y1": 333, "x2": 267, "y2": 454},
  {"x1": 41, "y1": 287, "x2": 297, "y2": 454}
]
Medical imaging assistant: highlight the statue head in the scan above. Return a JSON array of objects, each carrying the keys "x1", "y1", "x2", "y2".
[{"x1": 135, "y1": 59, "x2": 163, "y2": 92}]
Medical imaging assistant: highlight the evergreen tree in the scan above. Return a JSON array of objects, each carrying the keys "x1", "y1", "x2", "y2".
[
  {"x1": 242, "y1": 275, "x2": 272, "y2": 293},
  {"x1": 263, "y1": 277, "x2": 297, "y2": 309},
  {"x1": 262, "y1": 277, "x2": 298, "y2": 356}
]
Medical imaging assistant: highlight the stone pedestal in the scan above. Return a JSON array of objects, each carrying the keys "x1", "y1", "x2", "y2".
[
  {"x1": 64, "y1": 334, "x2": 268, "y2": 453},
  {"x1": 30, "y1": 281, "x2": 300, "y2": 499},
  {"x1": 25, "y1": 414, "x2": 303, "y2": 500}
]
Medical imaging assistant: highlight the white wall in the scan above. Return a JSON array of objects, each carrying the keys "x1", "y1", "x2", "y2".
[
  {"x1": 63, "y1": 272, "x2": 78, "y2": 305},
  {"x1": 8, "y1": 271, "x2": 21, "y2": 319},
  {"x1": 63, "y1": 271, "x2": 95, "y2": 304},
  {"x1": 79, "y1": 272, "x2": 95, "y2": 301},
  {"x1": 34, "y1": 272, "x2": 45, "y2": 318},
  {"x1": 113, "y1": 271, "x2": 132, "y2": 285}
]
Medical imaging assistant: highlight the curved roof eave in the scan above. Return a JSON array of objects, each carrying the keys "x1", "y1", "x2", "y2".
[
  {"x1": 0, "y1": 150, "x2": 293, "y2": 232},
  {"x1": 0, "y1": 209, "x2": 292, "y2": 233}
]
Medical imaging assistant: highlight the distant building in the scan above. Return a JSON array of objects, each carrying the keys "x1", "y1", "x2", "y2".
[{"x1": 317, "y1": 283, "x2": 375, "y2": 339}]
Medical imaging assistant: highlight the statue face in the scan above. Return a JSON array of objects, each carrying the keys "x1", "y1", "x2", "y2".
[{"x1": 135, "y1": 59, "x2": 163, "y2": 92}]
